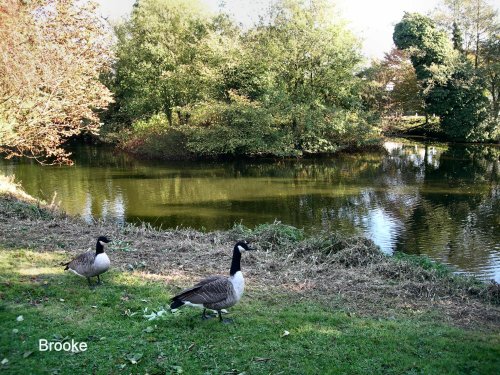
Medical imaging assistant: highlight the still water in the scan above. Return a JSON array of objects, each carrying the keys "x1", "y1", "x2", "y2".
[{"x1": 1, "y1": 140, "x2": 498, "y2": 281}]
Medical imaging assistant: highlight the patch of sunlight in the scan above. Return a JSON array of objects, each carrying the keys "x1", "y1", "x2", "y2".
[
  {"x1": 18, "y1": 266, "x2": 60, "y2": 276},
  {"x1": 131, "y1": 270, "x2": 194, "y2": 284},
  {"x1": 13, "y1": 250, "x2": 63, "y2": 262},
  {"x1": 0, "y1": 173, "x2": 36, "y2": 202},
  {"x1": 296, "y1": 324, "x2": 343, "y2": 337}
]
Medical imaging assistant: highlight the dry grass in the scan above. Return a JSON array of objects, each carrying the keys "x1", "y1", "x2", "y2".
[{"x1": 1, "y1": 177, "x2": 499, "y2": 331}]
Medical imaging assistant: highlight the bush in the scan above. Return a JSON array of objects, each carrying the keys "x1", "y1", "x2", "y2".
[
  {"x1": 121, "y1": 114, "x2": 191, "y2": 160},
  {"x1": 184, "y1": 97, "x2": 296, "y2": 157}
]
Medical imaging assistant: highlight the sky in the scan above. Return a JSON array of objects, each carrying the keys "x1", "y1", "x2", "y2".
[{"x1": 96, "y1": 0, "x2": 499, "y2": 60}]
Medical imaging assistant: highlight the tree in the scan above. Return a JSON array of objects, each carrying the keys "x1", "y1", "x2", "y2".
[
  {"x1": 433, "y1": 0, "x2": 499, "y2": 126},
  {"x1": 478, "y1": 26, "x2": 499, "y2": 121},
  {"x1": 239, "y1": 0, "x2": 372, "y2": 152},
  {"x1": 0, "y1": 0, "x2": 113, "y2": 164},
  {"x1": 394, "y1": 13, "x2": 491, "y2": 141},
  {"x1": 112, "y1": 0, "x2": 378, "y2": 158},
  {"x1": 110, "y1": 0, "x2": 237, "y2": 126},
  {"x1": 433, "y1": 0, "x2": 498, "y2": 66},
  {"x1": 452, "y1": 21, "x2": 464, "y2": 52},
  {"x1": 361, "y1": 48, "x2": 424, "y2": 116}
]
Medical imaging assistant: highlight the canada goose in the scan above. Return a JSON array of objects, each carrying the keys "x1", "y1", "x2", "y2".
[
  {"x1": 63, "y1": 236, "x2": 111, "y2": 287},
  {"x1": 170, "y1": 241, "x2": 254, "y2": 323}
]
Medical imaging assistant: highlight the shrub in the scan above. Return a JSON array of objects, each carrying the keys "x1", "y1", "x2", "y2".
[{"x1": 184, "y1": 97, "x2": 296, "y2": 157}]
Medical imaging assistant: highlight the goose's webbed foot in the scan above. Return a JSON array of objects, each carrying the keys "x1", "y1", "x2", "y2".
[
  {"x1": 202, "y1": 309, "x2": 215, "y2": 320},
  {"x1": 218, "y1": 311, "x2": 233, "y2": 324}
]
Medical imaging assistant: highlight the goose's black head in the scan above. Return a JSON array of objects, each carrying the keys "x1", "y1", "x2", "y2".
[
  {"x1": 230, "y1": 241, "x2": 254, "y2": 275},
  {"x1": 96, "y1": 236, "x2": 111, "y2": 254},
  {"x1": 234, "y1": 241, "x2": 254, "y2": 253}
]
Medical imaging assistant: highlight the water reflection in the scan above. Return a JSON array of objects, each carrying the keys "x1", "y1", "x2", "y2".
[{"x1": 0, "y1": 140, "x2": 498, "y2": 281}]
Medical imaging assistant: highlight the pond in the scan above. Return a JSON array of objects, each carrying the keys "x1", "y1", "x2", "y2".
[{"x1": 1, "y1": 139, "x2": 498, "y2": 282}]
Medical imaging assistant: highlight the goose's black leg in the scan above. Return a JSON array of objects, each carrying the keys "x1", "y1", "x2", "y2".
[
  {"x1": 97, "y1": 275, "x2": 102, "y2": 285},
  {"x1": 87, "y1": 277, "x2": 93, "y2": 288},
  {"x1": 202, "y1": 308, "x2": 208, "y2": 319},
  {"x1": 218, "y1": 310, "x2": 233, "y2": 324},
  {"x1": 202, "y1": 308, "x2": 213, "y2": 320}
]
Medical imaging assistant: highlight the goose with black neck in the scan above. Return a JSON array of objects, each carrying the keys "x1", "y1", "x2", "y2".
[
  {"x1": 63, "y1": 236, "x2": 111, "y2": 287},
  {"x1": 170, "y1": 241, "x2": 254, "y2": 323}
]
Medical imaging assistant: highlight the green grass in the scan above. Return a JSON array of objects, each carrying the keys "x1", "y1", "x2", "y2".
[{"x1": 0, "y1": 249, "x2": 499, "y2": 375}]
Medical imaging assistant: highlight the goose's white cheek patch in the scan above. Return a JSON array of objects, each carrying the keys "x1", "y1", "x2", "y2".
[{"x1": 238, "y1": 245, "x2": 245, "y2": 252}]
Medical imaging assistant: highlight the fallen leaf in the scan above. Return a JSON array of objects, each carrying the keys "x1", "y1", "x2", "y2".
[
  {"x1": 23, "y1": 351, "x2": 33, "y2": 358},
  {"x1": 254, "y1": 357, "x2": 272, "y2": 362},
  {"x1": 143, "y1": 326, "x2": 155, "y2": 333},
  {"x1": 126, "y1": 352, "x2": 143, "y2": 365},
  {"x1": 281, "y1": 330, "x2": 290, "y2": 337},
  {"x1": 59, "y1": 299, "x2": 65, "y2": 302},
  {"x1": 170, "y1": 365, "x2": 183, "y2": 373},
  {"x1": 1, "y1": 358, "x2": 8, "y2": 365},
  {"x1": 16, "y1": 315, "x2": 24, "y2": 322},
  {"x1": 12, "y1": 329, "x2": 18, "y2": 334}
]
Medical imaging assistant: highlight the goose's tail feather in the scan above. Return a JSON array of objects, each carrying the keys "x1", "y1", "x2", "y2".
[{"x1": 170, "y1": 299, "x2": 184, "y2": 309}]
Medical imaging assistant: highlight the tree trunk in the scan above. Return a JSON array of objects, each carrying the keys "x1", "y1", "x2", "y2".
[
  {"x1": 166, "y1": 109, "x2": 173, "y2": 127},
  {"x1": 474, "y1": 0, "x2": 480, "y2": 69}
]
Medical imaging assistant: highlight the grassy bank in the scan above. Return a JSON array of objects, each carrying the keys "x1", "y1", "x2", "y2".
[
  {"x1": 1, "y1": 175, "x2": 499, "y2": 374},
  {"x1": 381, "y1": 116, "x2": 444, "y2": 139}
]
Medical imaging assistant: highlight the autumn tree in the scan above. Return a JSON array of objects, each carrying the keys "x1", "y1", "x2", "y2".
[
  {"x1": 0, "y1": 0, "x2": 113, "y2": 164},
  {"x1": 362, "y1": 48, "x2": 424, "y2": 116}
]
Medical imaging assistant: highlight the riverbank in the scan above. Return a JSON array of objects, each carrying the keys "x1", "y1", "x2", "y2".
[{"x1": 0, "y1": 175, "x2": 499, "y2": 374}]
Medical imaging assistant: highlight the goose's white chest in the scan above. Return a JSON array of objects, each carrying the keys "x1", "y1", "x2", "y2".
[
  {"x1": 230, "y1": 271, "x2": 245, "y2": 301},
  {"x1": 94, "y1": 253, "x2": 110, "y2": 273}
]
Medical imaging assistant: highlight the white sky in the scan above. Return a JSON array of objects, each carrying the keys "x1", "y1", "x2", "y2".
[{"x1": 96, "y1": 0, "x2": 499, "y2": 60}]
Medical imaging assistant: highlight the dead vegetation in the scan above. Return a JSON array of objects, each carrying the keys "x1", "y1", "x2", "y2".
[{"x1": 0, "y1": 188, "x2": 499, "y2": 331}]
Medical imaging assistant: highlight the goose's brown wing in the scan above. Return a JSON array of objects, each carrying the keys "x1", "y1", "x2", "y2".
[
  {"x1": 172, "y1": 276, "x2": 232, "y2": 305},
  {"x1": 65, "y1": 251, "x2": 95, "y2": 275}
]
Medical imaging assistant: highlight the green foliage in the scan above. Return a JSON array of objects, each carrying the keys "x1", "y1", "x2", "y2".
[
  {"x1": 109, "y1": 0, "x2": 235, "y2": 125},
  {"x1": 452, "y1": 22, "x2": 464, "y2": 52},
  {"x1": 184, "y1": 96, "x2": 296, "y2": 157},
  {"x1": 394, "y1": 252, "x2": 452, "y2": 278},
  {"x1": 252, "y1": 221, "x2": 305, "y2": 244},
  {"x1": 393, "y1": 13, "x2": 455, "y2": 79},
  {"x1": 121, "y1": 114, "x2": 190, "y2": 159},
  {"x1": 108, "y1": 0, "x2": 378, "y2": 159},
  {"x1": 393, "y1": 13, "x2": 492, "y2": 141},
  {"x1": 479, "y1": 30, "x2": 500, "y2": 125}
]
